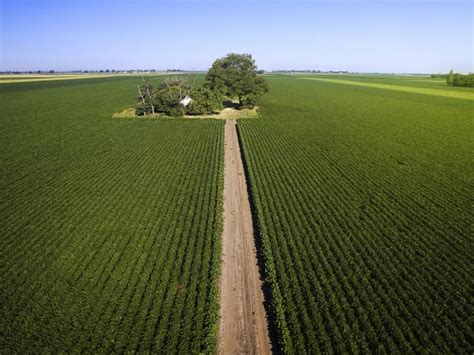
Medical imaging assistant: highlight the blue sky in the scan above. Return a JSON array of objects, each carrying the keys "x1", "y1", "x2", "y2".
[{"x1": 1, "y1": 0, "x2": 472, "y2": 73}]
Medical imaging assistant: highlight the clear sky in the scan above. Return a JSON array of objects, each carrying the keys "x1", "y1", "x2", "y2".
[{"x1": 0, "y1": 0, "x2": 472, "y2": 73}]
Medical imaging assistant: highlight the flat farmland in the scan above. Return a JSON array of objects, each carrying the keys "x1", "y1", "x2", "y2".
[
  {"x1": 238, "y1": 75, "x2": 473, "y2": 353},
  {"x1": 0, "y1": 77, "x2": 224, "y2": 352},
  {"x1": 1, "y1": 74, "x2": 472, "y2": 353},
  {"x1": 0, "y1": 73, "x2": 172, "y2": 84}
]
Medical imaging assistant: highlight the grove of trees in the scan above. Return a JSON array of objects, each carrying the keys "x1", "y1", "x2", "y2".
[
  {"x1": 446, "y1": 70, "x2": 474, "y2": 87},
  {"x1": 434, "y1": 71, "x2": 474, "y2": 87},
  {"x1": 135, "y1": 53, "x2": 269, "y2": 117}
]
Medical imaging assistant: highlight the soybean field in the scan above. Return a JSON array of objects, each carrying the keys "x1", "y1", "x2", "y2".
[
  {"x1": 1, "y1": 74, "x2": 472, "y2": 354},
  {"x1": 238, "y1": 75, "x2": 473, "y2": 353},
  {"x1": 0, "y1": 77, "x2": 224, "y2": 353}
]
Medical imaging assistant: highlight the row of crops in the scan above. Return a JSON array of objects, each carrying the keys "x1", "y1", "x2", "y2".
[
  {"x1": 238, "y1": 76, "x2": 473, "y2": 353},
  {"x1": 0, "y1": 78, "x2": 224, "y2": 352},
  {"x1": 1, "y1": 74, "x2": 471, "y2": 353}
]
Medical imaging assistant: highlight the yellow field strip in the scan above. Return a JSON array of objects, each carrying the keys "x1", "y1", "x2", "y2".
[
  {"x1": 0, "y1": 76, "x2": 106, "y2": 84},
  {"x1": 300, "y1": 77, "x2": 474, "y2": 100},
  {"x1": 0, "y1": 73, "x2": 171, "y2": 84}
]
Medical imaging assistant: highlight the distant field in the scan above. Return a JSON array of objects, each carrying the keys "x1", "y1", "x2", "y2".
[
  {"x1": 299, "y1": 76, "x2": 474, "y2": 99},
  {"x1": 0, "y1": 76, "x2": 224, "y2": 352},
  {"x1": 239, "y1": 75, "x2": 473, "y2": 353},
  {"x1": 0, "y1": 74, "x2": 123, "y2": 83},
  {"x1": 0, "y1": 72, "x2": 178, "y2": 84},
  {"x1": 270, "y1": 73, "x2": 472, "y2": 91}
]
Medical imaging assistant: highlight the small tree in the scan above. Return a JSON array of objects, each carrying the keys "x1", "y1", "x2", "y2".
[
  {"x1": 136, "y1": 78, "x2": 155, "y2": 116},
  {"x1": 206, "y1": 53, "x2": 268, "y2": 108},
  {"x1": 447, "y1": 69, "x2": 454, "y2": 85}
]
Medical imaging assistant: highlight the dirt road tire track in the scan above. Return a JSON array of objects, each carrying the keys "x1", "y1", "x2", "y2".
[{"x1": 218, "y1": 119, "x2": 272, "y2": 354}]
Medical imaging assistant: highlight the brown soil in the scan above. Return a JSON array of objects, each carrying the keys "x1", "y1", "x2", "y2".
[{"x1": 218, "y1": 120, "x2": 272, "y2": 354}]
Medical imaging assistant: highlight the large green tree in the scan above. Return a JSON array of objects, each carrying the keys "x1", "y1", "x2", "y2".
[{"x1": 206, "y1": 53, "x2": 269, "y2": 108}]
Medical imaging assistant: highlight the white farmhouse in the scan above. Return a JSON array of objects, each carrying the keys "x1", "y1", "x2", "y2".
[{"x1": 180, "y1": 96, "x2": 193, "y2": 107}]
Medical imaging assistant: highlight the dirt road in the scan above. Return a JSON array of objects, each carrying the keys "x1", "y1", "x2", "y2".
[{"x1": 218, "y1": 120, "x2": 272, "y2": 354}]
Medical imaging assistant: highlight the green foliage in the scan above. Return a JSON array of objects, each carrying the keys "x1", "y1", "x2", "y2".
[
  {"x1": 239, "y1": 76, "x2": 269, "y2": 108},
  {"x1": 153, "y1": 77, "x2": 192, "y2": 117},
  {"x1": 239, "y1": 75, "x2": 473, "y2": 353},
  {"x1": 134, "y1": 54, "x2": 268, "y2": 116},
  {"x1": 450, "y1": 73, "x2": 473, "y2": 87},
  {"x1": 445, "y1": 69, "x2": 474, "y2": 87},
  {"x1": 430, "y1": 73, "x2": 447, "y2": 79},
  {"x1": 186, "y1": 85, "x2": 224, "y2": 115},
  {"x1": 135, "y1": 77, "x2": 191, "y2": 117},
  {"x1": 447, "y1": 69, "x2": 455, "y2": 85},
  {"x1": 206, "y1": 53, "x2": 269, "y2": 107},
  {"x1": 135, "y1": 77, "x2": 224, "y2": 117},
  {"x1": 0, "y1": 76, "x2": 224, "y2": 353}
]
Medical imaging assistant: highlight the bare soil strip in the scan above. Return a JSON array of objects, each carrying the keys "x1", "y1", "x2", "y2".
[{"x1": 219, "y1": 120, "x2": 272, "y2": 354}]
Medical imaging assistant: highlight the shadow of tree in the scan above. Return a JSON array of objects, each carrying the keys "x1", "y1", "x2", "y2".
[{"x1": 223, "y1": 99, "x2": 241, "y2": 109}]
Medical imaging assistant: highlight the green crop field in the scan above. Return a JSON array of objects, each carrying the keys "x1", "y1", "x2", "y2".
[
  {"x1": 239, "y1": 75, "x2": 473, "y2": 353},
  {"x1": 1, "y1": 74, "x2": 472, "y2": 353},
  {"x1": 0, "y1": 77, "x2": 224, "y2": 352}
]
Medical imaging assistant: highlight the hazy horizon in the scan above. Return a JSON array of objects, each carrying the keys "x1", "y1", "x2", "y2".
[{"x1": 1, "y1": 0, "x2": 472, "y2": 73}]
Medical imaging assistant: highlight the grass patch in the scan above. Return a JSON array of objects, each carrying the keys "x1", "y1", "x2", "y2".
[{"x1": 112, "y1": 106, "x2": 259, "y2": 120}]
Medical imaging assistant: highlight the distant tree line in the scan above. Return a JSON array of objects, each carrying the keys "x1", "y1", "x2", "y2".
[
  {"x1": 431, "y1": 70, "x2": 474, "y2": 87},
  {"x1": 446, "y1": 70, "x2": 474, "y2": 87},
  {"x1": 430, "y1": 73, "x2": 447, "y2": 79},
  {"x1": 136, "y1": 53, "x2": 269, "y2": 117},
  {"x1": 271, "y1": 70, "x2": 350, "y2": 74},
  {"x1": 1, "y1": 70, "x2": 57, "y2": 74}
]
